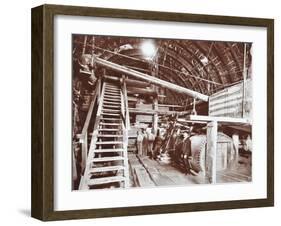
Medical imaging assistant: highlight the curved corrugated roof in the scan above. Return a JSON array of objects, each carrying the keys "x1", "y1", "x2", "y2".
[{"x1": 73, "y1": 35, "x2": 252, "y2": 105}]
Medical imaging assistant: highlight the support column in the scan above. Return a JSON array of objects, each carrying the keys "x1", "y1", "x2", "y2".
[
  {"x1": 80, "y1": 131, "x2": 88, "y2": 174},
  {"x1": 232, "y1": 133, "x2": 239, "y2": 163},
  {"x1": 151, "y1": 52, "x2": 159, "y2": 135},
  {"x1": 97, "y1": 78, "x2": 101, "y2": 102},
  {"x1": 152, "y1": 97, "x2": 158, "y2": 135},
  {"x1": 242, "y1": 43, "x2": 247, "y2": 118},
  {"x1": 72, "y1": 149, "x2": 78, "y2": 186},
  {"x1": 206, "y1": 121, "x2": 218, "y2": 184},
  {"x1": 82, "y1": 35, "x2": 87, "y2": 55}
]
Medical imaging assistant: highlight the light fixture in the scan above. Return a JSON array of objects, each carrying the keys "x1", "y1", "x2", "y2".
[
  {"x1": 200, "y1": 56, "x2": 209, "y2": 65},
  {"x1": 141, "y1": 40, "x2": 156, "y2": 59}
]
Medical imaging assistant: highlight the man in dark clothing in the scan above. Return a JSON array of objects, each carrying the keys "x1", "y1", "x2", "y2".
[
  {"x1": 181, "y1": 132, "x2": 192, "y2": 174},
  {"x1": 153, "y1": 130, "x2": 163, "y2": 160},
  {"x1": 174, "y1": 132, "x2": 183, "y2": 164},
  {"x1": 168, "y1": 130, "x2": 178, "y2": 157}
]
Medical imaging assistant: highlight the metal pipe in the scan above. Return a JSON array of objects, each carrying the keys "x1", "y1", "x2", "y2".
[{"x1": 95, "y1": 56, "x2": 209, "y2": 102}]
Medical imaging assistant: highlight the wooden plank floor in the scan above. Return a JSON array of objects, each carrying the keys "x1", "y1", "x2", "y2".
[
  {"x1": 128, "y1": 154, "x2": 208, "y2": 188},
  {"x1": 128, "y1": 153, "x2": 155, "y2": 187},
  {"x1": 138, "y1": 156, "x2": 208, "y2": 186},
  {"x1": 128, "y1": 154, "x2": 251, "y2": 188},
  {"x1": 216, "y1": 155, "x2": 252, "y2": 183}
]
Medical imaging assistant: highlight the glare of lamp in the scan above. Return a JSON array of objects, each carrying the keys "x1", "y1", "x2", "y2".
[
  {"x1": 141, "y1": 40, "x2": 156, "y2": 59},
  {"x1": 201, "y1": 56, "x2": 208, "y2": 65}
]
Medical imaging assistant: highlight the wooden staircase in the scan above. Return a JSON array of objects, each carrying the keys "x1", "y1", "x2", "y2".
[{"x1": 79, "y1": 82, "x2": 130, "y2": 189}]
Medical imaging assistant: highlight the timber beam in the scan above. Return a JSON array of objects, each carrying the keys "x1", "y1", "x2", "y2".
[
  {"x1": 95, "y1": 56, "x2": 209, "y2": 102},
  {"x1": 104, "y1": 75, "x2": 152, "y2": 88},
  {"x1": 128, "y1": 108, "x2": 190, "y2": 115},
  {"x1": 127, "y1": 87, "x2": 157, "y2": 96},
  {"x1": 186, "y1": 115, "x2": 251, "y2": 124}
]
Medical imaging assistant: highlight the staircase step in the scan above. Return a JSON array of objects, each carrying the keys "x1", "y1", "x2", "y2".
[
  {"x1": 103, "y1": 98, "x2": 121, "y2": 102},
  {"x1": 89, "y1": 165, "x2": 124, "y2": 173},
  {"x1": 103, "y1": 101, "x2": 121, "y2": 105},
  {"x1": 101, "y1": 113, "x2": 120, "y2": 116},
  {"x1": 104, "y1": 90, "x2": 121, "y2": 94},
  {"x1": 104, "y1": 95, "x2": 121, "y2": 98},
  {"x1": 102, "y1": 109, "x2": 121, "y2": 113},
  {"x1": 105, "y1": 84, "x2": 119, "y2": 87},
  {"x1": 99, "y1": 124, "x2": 121, "y2": 128},
  {"x1": 88, "y1": 176, "x2": 125, "y2": 185},
  {"x1": 102, "y1": 108, "x2": 121, "y2": 112},
  {"x1": 98, "y1": 128, "x2": 120, "y2": 131},
  {"x1": 103, "y1": 107, "x2": 121, "y2": 110},
  {"x1": 97, "y1": 134, "x2": 123, "y2": 138},
  {"x1": 105, "y1": 85, "x2": 119, "y2": 87},
  {"x1": 105, "y1": 88, "x2": 120, "y2": 91},
  {"x1": 104, "y1": 90, "x2": 120, "y2": 96},
  {"x1": 102, "y1": 103, "x2": 121, "y2": 107},
  {"x1": 101, "y1": 118, "x2": 122, "y2": 121},
  {"x1": 96, "y1": 141, "x2": 123, "y2": 145},
  {"x1": 99, "y1": 122, "x2": 121, "y2": 126},
  {"x1": 104, "y1": 94, "x2": 120, "y2": 97},
  {"x1": 105, "y1": 85, "x2": 119, "y2": 89},
  {"x1": 103, "y1": 104, "x2": 120, "y2": 109},
  {"x1": 103, "y1": 98, "x2": 121, "y2": 101},
  {"x1": 104, "y1": 91, "x2": 120, "y2": 95},
  {"x1": 92, "y1": 156, "x2": 124, "y2": 162},
  {"x1": 93, "y1": 148, "x2": 124, "y2": 153},
  {"x1": 104, "y1": 102, "x2": 121, "y2": 106},
  {"x1": 105, "y1": 86, "x2": 120, "y2": 92},
  {"x1": 103, "y1": 99, "x2": 121, "y2": 103},
  {"x1": 104, "y1": 88, "x2": 120, "y2": 91}
]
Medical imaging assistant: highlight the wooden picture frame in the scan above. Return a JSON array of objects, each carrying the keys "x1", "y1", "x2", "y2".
[{"x1": 31, "y1": 4, "x2": 274, "y2": 221}]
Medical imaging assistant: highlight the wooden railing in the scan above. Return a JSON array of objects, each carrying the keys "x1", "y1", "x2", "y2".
[
  {"x1": 123, "y1": 79, "x2": 130, "y2": 130},
  {"x1": 78, "y1": 79, "x2": 104, "y2": 189},
  {"x1": 120, "y1": 79, "x2": 130, "y2": 188},
  {"x1": 77, "y1": 78, "x2": 101, "y2": 175}
]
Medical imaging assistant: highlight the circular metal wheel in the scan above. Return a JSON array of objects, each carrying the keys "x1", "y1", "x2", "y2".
[{"x1": 190, "y1": 135, "x2": 207, "y2": 174}]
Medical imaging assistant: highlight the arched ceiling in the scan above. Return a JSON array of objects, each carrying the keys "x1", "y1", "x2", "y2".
[{"x1": 73, "y1": 35, "x2": 252, "y2": 105}]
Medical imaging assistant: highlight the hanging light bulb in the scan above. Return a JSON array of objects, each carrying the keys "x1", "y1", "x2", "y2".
[{"x1": 141, "y1": 40, "x2": 156, "y2": 59}]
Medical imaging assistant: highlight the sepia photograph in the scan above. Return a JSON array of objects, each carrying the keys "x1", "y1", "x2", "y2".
[
  {"x1": 30, "y1": 4, "x2": 274, "y2": 220},
  {"x1": 72, "y1": 34, "x2": 252, "y2": 191}
]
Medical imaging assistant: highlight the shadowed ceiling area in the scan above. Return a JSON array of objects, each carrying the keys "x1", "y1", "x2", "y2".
[{"x1": 73, "y1": 35, "x2": 252, "y2": 105}]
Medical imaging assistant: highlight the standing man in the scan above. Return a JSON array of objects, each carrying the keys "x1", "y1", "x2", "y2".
[
  {"x1": 181, "y1": 131, "x2": 192, "y2": 174},
  {"x1": 153, "y1": 129, "x2": 163, "y2": 160},
  {"x1": 136, "y1": 130, "x2": 144, "y2": 155},
  {"x1": 169, "y1": 130, "x2": 179, "y2": 161},
  {"x1": 142, "y1": 129, "x2": 148, "y2": 156},
  {"x1": 146, "y1": 128, "x2": 155, "y2": 158}
]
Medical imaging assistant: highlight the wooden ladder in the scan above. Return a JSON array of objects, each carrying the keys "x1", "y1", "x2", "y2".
[{"x1": 79, "y1": 82, "x2": 130, "y2": 189}]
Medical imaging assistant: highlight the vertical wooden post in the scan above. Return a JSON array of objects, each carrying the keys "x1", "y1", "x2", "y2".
[
  {"x1": 89, "y1": 36, "x2": 96, "y2": 86},
  {"x1": 121, "y1": 75, "x2": 130, "y2": 188},
  {"x1": 97, "y1": 78, "x2": 101, "y2": 103},
  {"x1": 91, "y1": 36, "x2": 95, "y2": 53},
  {"x1": 206, "y1": 121, "x2": 218, "y2": 184},
  {"x1": 232, "y1": 134, "x2": 240, "y2": 162},
  {"x1": 151, "y1": 52, "x2": 159, "y2": 135},
  {"x1": 242, "y1": 43, "x2": 247, "y2": 118},
  {"x1": 82, "y1": 35, "x2": 87, "y2": 55},
  {"x1": 153, "y1": 97, "x2": 158, "y2": 135},
  {"x1": 72, "y1": 149, "x2": 77, "y2": 188},
  {"x1": 80, "y1": 131, "x2": 88, "y2": 174},
  {"x1": 192, "y1": 98, "x2": 197, "y2": 115}
]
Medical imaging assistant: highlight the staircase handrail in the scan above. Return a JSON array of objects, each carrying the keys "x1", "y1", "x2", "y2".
[{"x1": 77, "y1": 78, "x2": 101, "y2": 175}]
